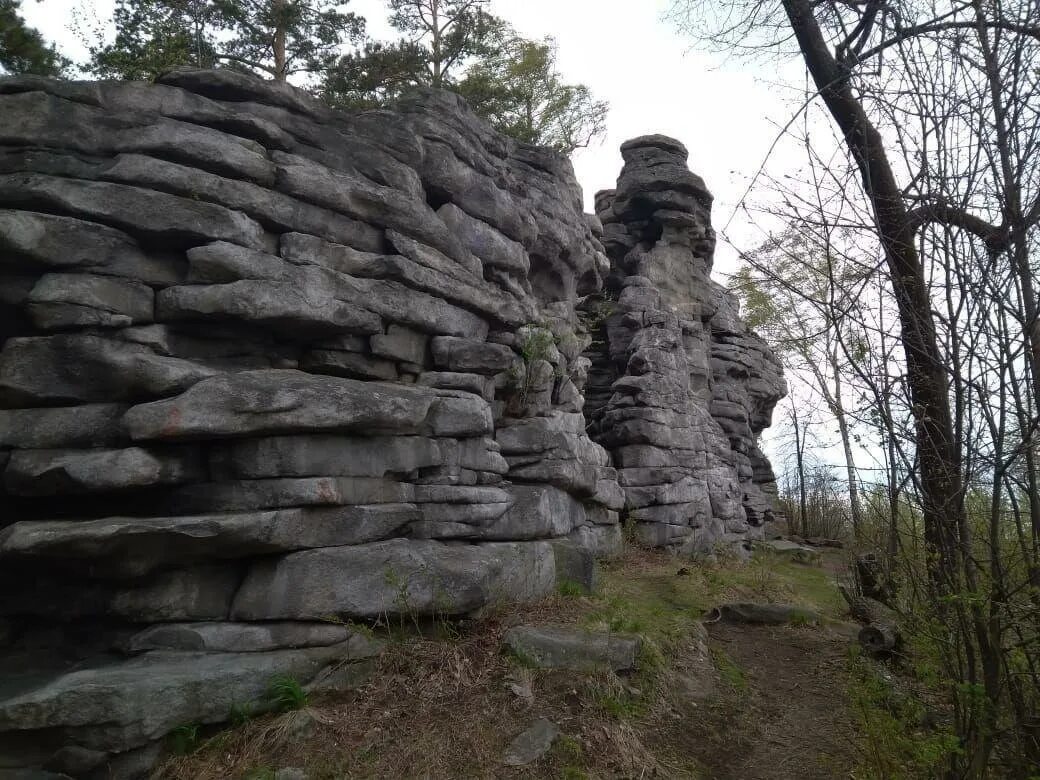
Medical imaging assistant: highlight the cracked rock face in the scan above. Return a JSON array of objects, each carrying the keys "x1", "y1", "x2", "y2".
[
  {"x1": 0, "y1": 69, "x2": 782, "y2": 776},
  {"x1": 583, "y1": 135, "x2": 786, "y2": 554}
]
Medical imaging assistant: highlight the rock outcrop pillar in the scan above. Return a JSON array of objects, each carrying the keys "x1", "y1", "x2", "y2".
[{"x1": 583, "y1": 135, "x2": 785, "y2": 553}]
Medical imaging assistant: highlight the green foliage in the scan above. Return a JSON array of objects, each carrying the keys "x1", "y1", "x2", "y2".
[
  {"x1": 169, "y1": 722, "x2": 202, "y2": 755},
  {"x1": 0, "y1": 0, "x2": 68, "y2": 76},
  {"x1": 323, "y1": 2, "x2": 606, "y2": 152},
  {"x1": 88, "y1": 0, "x2": 363, "y2": 81},
  {"x1": 729, "y1": 266, "x2": 775, "y2": 331},
  {"x1": 218, "y1": 0, "x2": 363, "y2": 79},
  {"x1": 456, "y1": 31, "x2": 607, "y2": 152},
  {"x1": 518, "y1": 325, "x2": 556, "y2": 362},
  {"x1": 266, "y1": 674, "x2": 309, "y2": 712},
  {"x1": 505, "y1": 645, "x2": 542, "y2": 669},
  {"x1": 846, "y1": 647, "x2": 960, "y2": 779},
  {"x1": 711, "y1": 649, "x2": 747, "y2": 692},
  {"x1": 549, "y1": 736, "x2": 590, "y2": 777},
  {"x1": 229, "y1": 706, "x2": 251, "y2": 726},
  {"x1": 556, "y1": 578, "x2": 587, "y2": 597},
  {"x1": 322, "y1": 0, "x2": 494, "y2": 106}
]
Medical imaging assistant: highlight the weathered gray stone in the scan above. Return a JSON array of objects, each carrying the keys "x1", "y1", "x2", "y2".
[
  {"x1": 122, "y1": 370, "x2": 491, "y2": 440},
  {"x1": 186, "y1": 241, "x2": 287, "y2": 283},
  {"x1": 210, "y1": 434, "x2": 444, "y2": 479},
  {"x1": 157, "y1": 279, "x2": 383, "y2": 336},
  {"x1": 164, "y1": 477, "x2": 414, "y2": 513},
  {"x1": 503, "y1": 625, "x2": 641, "y2": 672},
  {"x1": 370, "y1": 325, "x2": 428, "y2": 365},
  {"x1": 0, "y1": 174, "x2": 269, "y2": 251},
  {"x1": 301, "y1": 349, "x2": 397, "y2": 381},
  {"x1": 0, "y1": 73, "x2": 787, "y2": 780},
  {"x1": 0, "y1": 565, "x2": 240, "y2": 621},
  {"x1": 157, "y1": 66, "x2": 331, "y2": 119},
  {"x1": 417, "y1": 371, "x2": 492, "y2": 400},
  {"x1": 3, "y1": 446, "x2": 203, "y2": 495},
  {"x1": 437, "y1": 202, "x2": 529, "y2": 277},
  {"x1": 549, "y1": 540, "x2": 598, "y2": 591},
  {"x1": 0, "y1": 505, "x2": 418, "y2": 575},
  {"x1": 99, "y1": 154, "x2": 385, "y2": 252},
  {"x1": 481, "y1": 484, "x2": 585, "y2": 540},
  {"x1": 431, "y1": 336, "x2": 516, "y2": 374},
  {"x1": 123, "y1": 622, "x2": 376, "y2": 653},
  {"x1": 272, "y1": 151, "x2": 468, "y2": 264},
  {"x1": 502, "y1": 718, "x2": 559, "y2": 767},
  {"x1": 0, "y1": 209, "x2": 180, "y2": 285},
  {"x1": 0, "y1": 405, "x2": 128, "y2": 449},
  {"x1": 25, "y1": 273, "x2": 154, "y2": 330},
  {"x1": 568, "y1": 524, "x2": 624, "y2": 558},
  {"x1": 231, "y1": 539, "x2": 555, "y2": 620},
  {"x1": 0, "y1": 643, "x2": 362, "y2": 753},
  {"x1": 0, "y1": 334, "x2": 218, "y2": 405}
]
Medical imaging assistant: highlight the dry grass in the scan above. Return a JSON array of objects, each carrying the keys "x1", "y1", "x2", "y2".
[{"x1": 154, "y1": 546, "x2": 845, "y2": 780}]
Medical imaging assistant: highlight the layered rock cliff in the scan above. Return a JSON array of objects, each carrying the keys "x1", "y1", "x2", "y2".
[{"x1": 0, "y1": 69, "x2": 783, "y2": 776}]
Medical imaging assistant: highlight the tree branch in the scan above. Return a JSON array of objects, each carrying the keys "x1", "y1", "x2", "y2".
[
  {"x1": 905, "y1": 199, "x2": 1008, "y2": 253},
  {"x1": 854, "y1": 18, "x2": 1040, "y2": 66}
]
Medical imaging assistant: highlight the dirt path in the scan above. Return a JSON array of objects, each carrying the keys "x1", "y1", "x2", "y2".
[{"x1": 694, "y1": 619, "x2": 858, "y2": 780}]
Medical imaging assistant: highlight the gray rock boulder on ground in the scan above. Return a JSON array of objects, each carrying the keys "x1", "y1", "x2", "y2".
[
  {"x1": 502, "y1": 718, "x2": 559, "y2": 767},
  {"x1": 503, "y1": 625, "x2": 642, "y2": 672}
]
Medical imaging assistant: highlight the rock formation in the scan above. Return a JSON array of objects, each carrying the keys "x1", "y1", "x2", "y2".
[
  {"x1": 0, "y1": 69, "x2": 782, "y2": 777},
  {"x1": 583, "y1": 136, "x2": 785, "y2": 552}
]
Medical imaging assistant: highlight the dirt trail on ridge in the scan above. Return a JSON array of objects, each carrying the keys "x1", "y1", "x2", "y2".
[{"x1": 699, "y1": 620, "x2": 858, "y2": 779}]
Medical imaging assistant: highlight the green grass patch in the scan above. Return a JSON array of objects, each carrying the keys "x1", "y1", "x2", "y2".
[
  {"x1": 557, "y1": 579, "x2": 588, "y2": 598},
  {"x1": 266, "y1": 674, "x2": 309, "y2": 713},
  {"x1": 711, "y1": 649, "x2": 748, "y2": 692},
  {"x1": 168, "y1": 723, "x2": 202, "y2": 755},
  {"x1": 846, "y1": 646, "x2": 959, "y2": 779}
]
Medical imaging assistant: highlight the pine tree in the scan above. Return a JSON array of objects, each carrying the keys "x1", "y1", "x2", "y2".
[
  {"x1": 88, "y1": 0, "x2": 363, "y2": 82},
  {"x1": 0, "y1": 0, "x2": 69, "y2": 76}
]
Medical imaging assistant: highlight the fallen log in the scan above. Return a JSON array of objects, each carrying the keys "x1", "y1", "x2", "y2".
[{"x1": 705, "y1": 602, "x2": 821, "y2": 626}]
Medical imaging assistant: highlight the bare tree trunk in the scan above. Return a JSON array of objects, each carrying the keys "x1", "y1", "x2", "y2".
[
  {"x1": 829, "y1": 345, "x2": 863, "y2": 538},
  {"x1": 782, "y1": 0, "x2": 966, "y2": 588},
  {"x1": 789, "y1": 398, "x2": 808, "y2": 536},
  {"x1": 430, "y1": 0, "x2": 443, "y2": 87},
  {"x1": 272, "y1": 0, "x2": 287, "y2": 80}
]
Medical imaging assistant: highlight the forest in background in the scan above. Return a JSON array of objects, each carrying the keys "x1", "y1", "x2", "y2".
[{"x1": 0, "y1": 0, "x2": 607, "y2": 153}]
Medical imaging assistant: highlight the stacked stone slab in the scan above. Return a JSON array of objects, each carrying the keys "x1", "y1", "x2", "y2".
[
  {"x1": 0, "y1": 70, "x2": 783, "y2": 776},
  {"x1": 0, "y1": 69, "x2": 621, "y2": 776},
  {"x1": 583, "y1": 135, "x2": 786, "y2": 553}
]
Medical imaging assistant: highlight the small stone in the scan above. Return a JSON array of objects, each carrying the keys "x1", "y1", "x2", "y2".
[
  {"x1": 502, "y1": 718, "x2": 559, "y2": 767},
  {"x1": 503, "y1": 625, "x2": 641, "y2": 672}
]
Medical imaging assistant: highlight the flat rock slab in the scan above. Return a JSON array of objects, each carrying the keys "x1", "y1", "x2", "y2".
[
  {"x1": 709, "y1": 602, "x2": 821, "y2": 626},
  {"x1": 502, "y1": 718, "x2": 559, "y2": 766},
  {"x1": 0, "y1": 642, "x2": 365, "y2": 753},
  {"x1": 755, "y1": 539, "x2": 821, "y2": 565},
  {"x1": 122, "y1": 621, "x2": 383, "y2": 655},
  {"x1": 123, "y1": 369, "x2": 491, "y2": 441},
  {"x1": 231, "y1": 539, "x2": 555, "y2": 620},
  {"x1": 503, "y1": 625, "x2": 641, "y2": 672}
]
